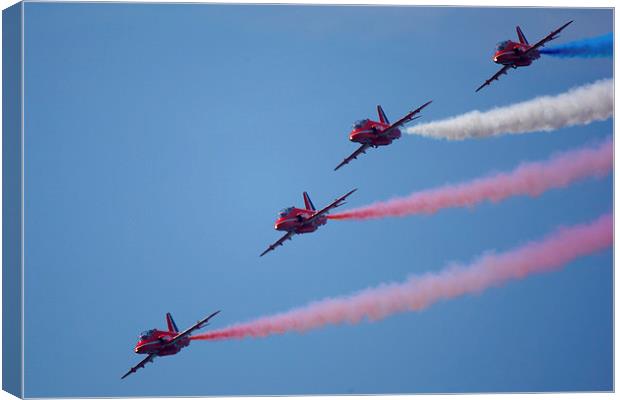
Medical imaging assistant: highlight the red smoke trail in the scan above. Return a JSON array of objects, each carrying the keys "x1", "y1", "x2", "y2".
[
  {"x1": 192, "y1": 213, "x2": 612, "y2": 342},
  {"x1": 328, "y1": 138, "x2": 612, "y2": 221}
]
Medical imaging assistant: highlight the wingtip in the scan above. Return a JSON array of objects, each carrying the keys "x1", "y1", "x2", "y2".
[
  {"x1": 412, "y1": 100, "x2": 433, "y2": 113},
  {"x1": 334, "y1": 160, "x2": 347, "y2": 171},
  {"x1": 417, "y1": 100, "x2": 432, "y2": 110}
]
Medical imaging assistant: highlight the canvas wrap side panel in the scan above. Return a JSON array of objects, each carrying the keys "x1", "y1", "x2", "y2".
[{"x1": 3, "y1": 2, "x2": 23, "y2": 397}]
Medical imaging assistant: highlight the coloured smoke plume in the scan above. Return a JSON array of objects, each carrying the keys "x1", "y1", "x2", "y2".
[
  {"x1": 540, "y1": 33, "x2": 613, "y2": 58},
  {"x1": 407, "y1": 79, "x2": 612, "y2": 140},
  {"x1": 192, "y1": 213, "x2": 612, "y2": 341},
  {"x1": 328, "y1": 138, "x2": 611, "y2": 221}
]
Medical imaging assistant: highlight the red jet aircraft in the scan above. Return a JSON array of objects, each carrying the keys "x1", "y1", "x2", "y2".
[
  {"x1": 476, "y1": 20, "x2": 573, "y2": 92},
  {"x1": 260, "y1": 189, "x2": 357, "y2": 257},
  {"x1": 121, "y1": 310, "x2": 220, "y2": 379},
  {"x1": 334, "y1": 101, "x2": 432, "y2": 171}
]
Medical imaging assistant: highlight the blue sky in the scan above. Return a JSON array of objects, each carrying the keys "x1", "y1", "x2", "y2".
[{"x1": 22, "y1": 3, "x2": 612, "y2": 397}]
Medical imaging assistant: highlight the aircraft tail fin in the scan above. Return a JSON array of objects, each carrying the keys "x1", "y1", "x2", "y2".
[
  {"x1": 516, "y1": 26, "x2": 529, "y2": 44},
  {"x1": 303, "y1": 192, "x2": 316, "y2": 211},
  {"x1": 166, "y1": 312, "x2": 179, "y2": 333},
  {"x1": 377, "y1": 105, "x2": 390, "y2": 124}
]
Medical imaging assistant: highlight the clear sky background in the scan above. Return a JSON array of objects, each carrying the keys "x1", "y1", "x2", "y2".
[{"x1": 22, "y1": 3, "x2": 612, "y2": 397}]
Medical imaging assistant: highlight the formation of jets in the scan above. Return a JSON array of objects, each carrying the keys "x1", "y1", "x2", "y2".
[{"x1": 122, "y1": 19, "x2": 574, "y2": 379}]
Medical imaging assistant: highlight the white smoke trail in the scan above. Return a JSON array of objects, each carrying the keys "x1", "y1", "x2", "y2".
[{"x1": 407, "y1": 79, "x2": 613, "y2": 140}]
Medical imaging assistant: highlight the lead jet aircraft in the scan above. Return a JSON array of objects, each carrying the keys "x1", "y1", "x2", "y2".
[
  {"x1": 476, "y1": 20, "x2": 573, "y2": 92},
  {"x1": 260, "y1": 189, "x2": 357, "y2": 257},
  {"x1": 121, "y1": 310, "x2": 220, "y2": 379}
]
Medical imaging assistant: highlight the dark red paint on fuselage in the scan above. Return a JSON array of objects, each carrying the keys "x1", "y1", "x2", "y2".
[
  {"x1": 349, "y1": 120, "x2": 400, "y2": 147},
  {"x1": 492, "y1": 40, "x2": 540, "y2": 67},
  {"x1": 275, "y1": 208, "x2": 327, "y2": 234},
  {"x1": 135, "y1": 330, "x2": 190, "y2": 357}
]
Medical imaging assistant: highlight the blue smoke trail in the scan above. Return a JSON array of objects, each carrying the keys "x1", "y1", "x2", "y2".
[{"x1": 540, "y1": 33, "x2": 612, "y2": 58}]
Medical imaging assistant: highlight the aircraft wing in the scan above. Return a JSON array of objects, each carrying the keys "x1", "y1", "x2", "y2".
[
  {"x1": 475, "y1": 64, "x2": 511, "y2": 92},
  {"x1": 121, "y1": 354, "x2": 156, "y2": 379},
  {"x1": 305, "y1": 188, "x2": 357, "y2": 224},
  {"x1": 525, "y1": 20, "x2": 573, "y2": 54},
  {"x1": 260, "y1": 231, "x2": 295, "y2": 257},
  {"x1": 380, "y1": 101, "x2": 432, "y2": 136},
  {"x1": 166, "y1": 310, "x2": 221, "y2": 346},
  {"x1": 334, "y1": 144, "x2": 371, "y2": 171}
]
